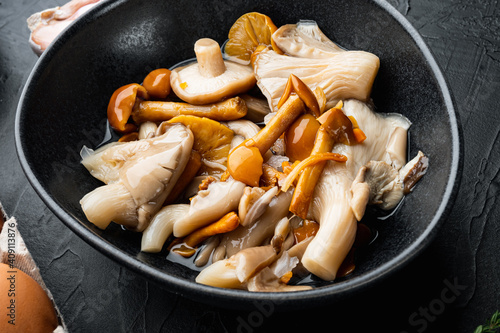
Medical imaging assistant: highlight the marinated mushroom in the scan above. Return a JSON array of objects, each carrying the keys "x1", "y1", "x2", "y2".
[
  {"x1": 240, "y1": 94, "x2": 272, "y2": 123},
  {"x1": 142, "y1": 68, "x2": 171, "y2": 99},
  {"x1": 166, "y1": 115, "x2": 234, "y2": 175},
  {"x1": 141, "y1": 204, "x2": 190, "y2": 253},
  {"x1": 253, "y1": 21, "x2": 380, "y2": 111},
  {"x1": 300, "y1": 99, "x2": 417, "y2": 280},
  {"x1": 217, "y1": 189, "x2": 293, "y2": 258},
  {"x1": 225, "y1": 119, "x2": 261, "y2": 152},
  {"x1": 238, "y1": 186, "x2": 279, "y2": 226},
  {"x1": 137, "y1": 121, "x2": 158, "y2": 140},
  {"x1": 78, "y1": 13, "x2": 431, "y2": 292},
  {"x1": 80, "y1": 123, "x2": 193, "y2": 231},
  {"x1": 272, "y1": 20, "x2": 344, "y2": 59},
  {"x1": 170, "y1": 38, "x2": 256, "y2": 105},
  {"x1": 107, "y1": 83, "x2": 149, "y2": 133},
  {"x1": 173, "y1": 178, "x2": 246, "y2": 237},
  {"x1": 227, "y1": 80, "x2": 312, "y2": 186},
  {"x1": 132, "y1": 96, "x2": 248, "y2": 123}
]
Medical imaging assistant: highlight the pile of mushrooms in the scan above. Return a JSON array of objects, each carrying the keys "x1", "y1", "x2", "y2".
[{"x1": 79, "y1": 14, "x2": 428, "y2": 292}]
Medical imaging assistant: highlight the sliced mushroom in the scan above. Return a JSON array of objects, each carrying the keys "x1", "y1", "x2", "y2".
[
  {"x1": 80, "y1": 123, "x2": 194, "y2": 231},
  {"x1": 170, "y1": 38, "x2": 256, "y2": 105},
  {"x1": 173, "y1": 178, "x2": 246, "y2": 237}
]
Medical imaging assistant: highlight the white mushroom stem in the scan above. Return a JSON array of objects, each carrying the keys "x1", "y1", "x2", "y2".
[
  {"x1": 173, "y1": 178, "x2": 246, "y2": 237},
  {"x1": 303, "y1": 100, "x2": 412, "y2": 280},
  {"x1": 303, "y1": 174, "x2": 358, "y2": 281},
  {"x1": 141, "y1": 204, "x2": 189, "y2": 253},
  {"x1": 138, "y1": 121, "x2": 158, "y2": 140},
  {"x1": 195, "y1": 38, "x2": 226, "y2": 78},
  {"x1": 80, "y1": 183, "x2": 137, "y2": 230},
  {"x1": 386, "y1": 126, "x2": 409, "y2": 170}
]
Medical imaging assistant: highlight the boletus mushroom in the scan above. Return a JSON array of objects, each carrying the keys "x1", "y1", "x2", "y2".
[{"x1": 170, "y1": 38, "x2": 256, "y2": 105}]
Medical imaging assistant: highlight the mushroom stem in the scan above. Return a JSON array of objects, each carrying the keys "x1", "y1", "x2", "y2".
[
  {"x1": 289, "y1": 107, "x2": 355, "y2": 218},
  {"x1": 227, "y1": 95, "x2": 305, "y2": 186},
  {"x1": 248, "y1": 94, "x2": 305, "y2": 155},
  {"x1": 195, "y1": 38, "x2": 226, "y2": 78},
  {"x1": 132, "y1": 96, "x2": 247, "y2": 123},
  {"x1": 184, "y1": 211, "x2": 240, "y2": 248},
  {"x1": 108, "y1": 83, "x2": 149, "y2": 133}
]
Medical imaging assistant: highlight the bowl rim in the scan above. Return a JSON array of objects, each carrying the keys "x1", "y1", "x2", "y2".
[{"x1": 15, "y1": 0, "x2": 463, "y2": 309}]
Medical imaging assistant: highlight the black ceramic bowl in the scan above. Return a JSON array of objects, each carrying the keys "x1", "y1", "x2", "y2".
[{"x1": 16, "y1": 0, "x2": 461, "y2": 309}]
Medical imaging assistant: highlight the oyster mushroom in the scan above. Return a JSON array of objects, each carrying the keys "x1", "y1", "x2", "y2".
[
  {"x1": 173, "y1": 178, "x2": 246, "y2": 237},
  {"x1": 272, "y1": 20, "x2": 344, "y2": 59},
  {"x1": 238, "y1": 186, "x2": 279, "y2": 226},
  {"x1": 170, "y1": 38, "x2": 256, "y2": 105},
  {"x1": 80, "y1": 123, "x2": 193, "y2": 231},
  {"x1": 225, "y1": 119, "x2": 261, "y2": 153},
  {"x1": 253, "y1": 21, "x2": 380, "y2": 111},
  {"x1": 301, "y1": 99, "x2": 421, "y2": 280},
  {"x1": 196, "y1": 216, "x2": 305, "y2": 291},
  {"x1": 195, "y1": 245, "x2": 277, "y2": 289}
]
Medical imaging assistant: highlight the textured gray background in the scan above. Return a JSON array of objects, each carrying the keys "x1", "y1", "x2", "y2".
[{"x1": 1, "y1": 0, "x2": 499, "y2": 332}]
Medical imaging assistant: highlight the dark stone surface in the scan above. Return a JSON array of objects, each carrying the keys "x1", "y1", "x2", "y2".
[{"x1": 0, "y1": 0, "x2": 498, "y2": 332}]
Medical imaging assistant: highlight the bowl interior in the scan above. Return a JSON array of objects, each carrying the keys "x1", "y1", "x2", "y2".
[{"x1": 16, "y1": 0, "x2": 460, "y2": 308}]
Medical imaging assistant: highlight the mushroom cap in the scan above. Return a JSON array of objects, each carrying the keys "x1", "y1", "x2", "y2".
[
  {"x1": 170, "y1": 61, "x2": 256, "y2": 105},
  {"x1": 167, "y1": 115, "x2": 234, "y2": 175}
]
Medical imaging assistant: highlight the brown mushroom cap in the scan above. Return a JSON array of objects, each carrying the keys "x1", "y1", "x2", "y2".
[{"x1": 170, "y1": 38, "x2": 256, "y2": 105}]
